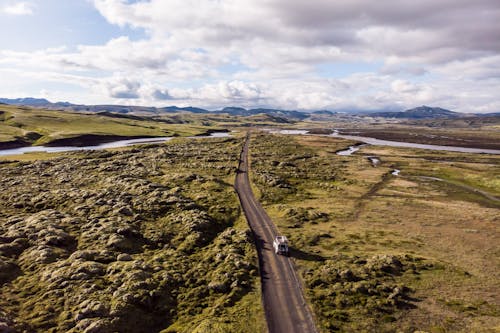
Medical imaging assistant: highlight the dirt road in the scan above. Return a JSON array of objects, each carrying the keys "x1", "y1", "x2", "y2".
[
  {"x1": 234, "y1": 134, "x2": 318, "y2": 333},
  {"x1": 415, "y1": 176, "x2": 500, "y2": 203}
]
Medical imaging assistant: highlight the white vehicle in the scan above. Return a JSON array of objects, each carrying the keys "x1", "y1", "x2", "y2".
[{"x1": 273, "y1": 236, "x2": 289, "y2": 256}]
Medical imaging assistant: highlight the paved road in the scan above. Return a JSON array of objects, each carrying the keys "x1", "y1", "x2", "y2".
[{"x1": 234, "y1": 133, "x2": 318, "y2": 333}]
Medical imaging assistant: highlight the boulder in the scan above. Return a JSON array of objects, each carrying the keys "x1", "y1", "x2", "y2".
[
  {"x1": 114, "y1": 206, "x2": 133, "y2": 217},
  {"x1": 0, "y1": 257, "x2": 20, "y2": 283},
  {"x1": 106, "y1": 234, "x2": 135, "y2": 252},
  {"x1": 117, "y1": 254, "x2": 132, "y2": 261},
  {"x1": 75, "y1": 301, "x2": 107, "y2": 321}
]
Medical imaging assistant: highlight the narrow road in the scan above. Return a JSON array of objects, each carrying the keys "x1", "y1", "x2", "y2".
[{"x1": 234, "y1": 133, "x2": 318, "y2": 333}]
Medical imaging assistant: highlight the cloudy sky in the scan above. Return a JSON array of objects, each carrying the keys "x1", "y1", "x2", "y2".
[{"x1": 1, "y1": 0, "x2": 499, "y2": 112}]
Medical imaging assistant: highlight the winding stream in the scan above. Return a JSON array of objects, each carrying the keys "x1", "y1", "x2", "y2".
[
  {"x1": 336, "y1": 145, "x2": 365, "y2": 156},
  {"x1": 0, "y1": 132, "x2": 230, "y2": 157},
  {"x1": 392, "y1": 169, "x2": 401, "y2": 176},
  {"x1": 367, "y1": 156, "x2": 381, "y2": 166}
]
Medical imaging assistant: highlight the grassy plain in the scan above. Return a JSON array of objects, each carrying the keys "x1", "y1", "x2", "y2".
[{"x1": 249, "y1": 132, "x2": 499, "y2": 332}]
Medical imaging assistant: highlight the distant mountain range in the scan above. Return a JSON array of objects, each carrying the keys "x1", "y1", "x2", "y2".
[
  {"x1": 1, "y1": 98, "x2": 498, "y2": 120},
  {"x1": 368, "y1": 106, "x2": 462, "y2": 119},
  {"x1": 0, "y1": 97, "x2": 52, "y2": 106},
  {"x1": 217, "y1": 107, "x2": 309, "y2": 120},
  {"x1": 0, "y1": 98, "x2": 312, "y2": 120}
]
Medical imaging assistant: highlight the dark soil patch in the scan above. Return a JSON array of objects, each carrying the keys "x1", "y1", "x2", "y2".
[
  {"x1": 44, "y1": 134, "x2": 163, "y2": 147},
  {"x1": 339, "y1": 129, "x2": 500, "y2": 150},
  {"x1": 307, "y1": 128, "x2": 334, "y2": 135},
  {"x1": 0, "y1": 139, "x2": 30, "y2": 150}
]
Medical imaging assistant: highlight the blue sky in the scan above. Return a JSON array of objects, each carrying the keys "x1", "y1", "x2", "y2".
[
  {"x1": 1, "y1": 0, "x2": 499, "y2": 112},
  {"x1": 0, "y1": 1, "x2": 145, "y2": 50}
]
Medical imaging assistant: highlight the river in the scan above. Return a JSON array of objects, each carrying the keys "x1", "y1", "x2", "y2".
[
  {"x1": 330, "y1": 132, "x2": 500, "y2": 154},
  {"x1": 0, "y1": 132, "x2": 230, "y2": 157},
  {"x1": 273, "y1": 129, "x2": 500, "y2": 154}
]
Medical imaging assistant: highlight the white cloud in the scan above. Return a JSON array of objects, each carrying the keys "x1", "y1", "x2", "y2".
[
  {"x1": 91, "y1": 0, "x2": 500, "y2": 62},
  {"x1": 1, "y1": 0, "x2": 500, "y2": 112},
  {"x1": 436, "y1": 55, "x2": 500, "y2": 80},
  {"x1": 391, "y1": 80, "x2": 421, "y2": 94},
  {"x1": 3, "y1": 1, "x2": 33, "y2": 15},
  {"x1": 103, "y1": 76, "x2": 141, "y2": 99}
]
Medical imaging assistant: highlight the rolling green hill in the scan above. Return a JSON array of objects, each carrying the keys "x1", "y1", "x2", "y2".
[{"x1": 0, "y1": 105, "x2": 225, "y2": 148}]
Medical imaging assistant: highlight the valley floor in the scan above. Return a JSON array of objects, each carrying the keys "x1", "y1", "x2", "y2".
[{"x1": 0, "y1": 129, "x2": 498, "y2": 333}]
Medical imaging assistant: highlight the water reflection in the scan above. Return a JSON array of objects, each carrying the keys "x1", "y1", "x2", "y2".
[{"x1": 0, "y1": 133, "x2": 230, "y2": 157}]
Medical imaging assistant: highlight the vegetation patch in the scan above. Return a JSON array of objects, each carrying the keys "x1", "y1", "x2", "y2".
[
  {"x1": 304, "y1": 253, "x2": 434, "y2": 331},
  {"x1": 0, "y1": 136, "x2": 264, "y2": 332},
  {"x1": 249, "y1": 132, "x2": 499, "y2": 332}
]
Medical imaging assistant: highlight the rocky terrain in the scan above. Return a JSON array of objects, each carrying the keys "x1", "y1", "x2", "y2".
[
  {"x1": 0, "y1": 137, "x2": 261, "y2": 332},
  {"x1": 302, "y1": 254, "x2": 435, "y2": 331}
]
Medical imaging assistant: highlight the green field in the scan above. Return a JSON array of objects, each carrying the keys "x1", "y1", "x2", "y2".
[
  {"x1": 0, "y1": 105, "x2": 298, "y2": 148},
  {"x1": 249, "y1": 133, "x2": 499, "y2": 332},
  {"x1": 0, "y1": 105, "x2": 229, "y2": 146}
]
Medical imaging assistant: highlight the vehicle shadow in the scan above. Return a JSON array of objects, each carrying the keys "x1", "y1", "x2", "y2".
[
  {"x1": 289, "y1": 248, "x2": 326, "y2": 262},
  {"x1": 250, "y1": 232, "x2": 272, "y2": 283}
]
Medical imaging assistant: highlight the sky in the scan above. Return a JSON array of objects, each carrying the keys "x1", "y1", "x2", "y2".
[{"x1": 0, "y1": 0, "x2": 499, "y2": 112}]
